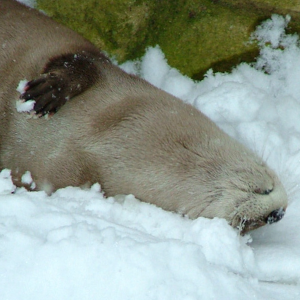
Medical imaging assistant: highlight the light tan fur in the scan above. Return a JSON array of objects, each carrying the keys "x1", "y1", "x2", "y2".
[{"x1": 0, "y1": 0, "x2": 288, "y2": 232}]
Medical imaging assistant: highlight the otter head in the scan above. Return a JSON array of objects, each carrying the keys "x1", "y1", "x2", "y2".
[
  {"x1": 91, "y1": 95, "x2": 289, "y2": 234},
  {"x1": 158, "y1": 136, "x2": 289, "y2": 234},
  {"x1": 191, "y1": 148, "x2": 288, "y2": 234},
  {"x1": 169, "y1": 125, "x2": 288, "y2": 234},
  {"x1": 96, "y1": 97, "x2": 288, "y2": 234},
  {"x1": 226, "y1": 161, "x2": 287, "y2": 234},
  {"x1": 170, "y1": 125, "x2": 288, "y2": 234}
]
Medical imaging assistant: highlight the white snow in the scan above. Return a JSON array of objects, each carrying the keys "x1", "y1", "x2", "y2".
[
  {"x1": 21, "y1": 170, "x2": 33, "y2": 185},
  {"x1": 16, "y1": 79, "x2": 28, "y2": 93},
  {"x1": 1, "y1": 12, "x2": 300, "y2": 300},
  {"x1": 16, "y1": 99, "x2": 36, "y2": 112},
  {"x1": 16, "y1": 79, "x2": 36, "y2": 112},
  {"x1": 16, "y1": 0, "x2": 35, "y2": 8},
  {"x1": 21, "y1": 170, "x2": 36, "y2": 189}
]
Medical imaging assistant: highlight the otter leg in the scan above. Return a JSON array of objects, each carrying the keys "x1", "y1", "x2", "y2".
[{"x1": 20, "y1": 51, "x2": 99, "y2": 116}]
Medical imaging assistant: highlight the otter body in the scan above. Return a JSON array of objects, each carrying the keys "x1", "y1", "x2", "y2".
[{"x1": 0, "y1": 0, "x2": 288, "y2": 232}]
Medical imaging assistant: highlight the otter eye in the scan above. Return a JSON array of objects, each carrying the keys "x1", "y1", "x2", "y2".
[{"x1": 254, "y1": 188, "x2": 273, "y2": 195}]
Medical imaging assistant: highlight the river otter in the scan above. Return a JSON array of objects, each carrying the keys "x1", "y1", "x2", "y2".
[{"x1": 0, "y1": 0, "x2": 288, "y2": 233}]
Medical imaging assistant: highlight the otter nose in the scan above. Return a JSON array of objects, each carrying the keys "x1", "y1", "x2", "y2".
[{"x1": 266, "y1": 208, "x2": 285, "y2": 224}]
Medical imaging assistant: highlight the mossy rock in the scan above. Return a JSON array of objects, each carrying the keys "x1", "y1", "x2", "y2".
[{"x1": 36, "y1": 0, "x2": 300, "y2": 79}]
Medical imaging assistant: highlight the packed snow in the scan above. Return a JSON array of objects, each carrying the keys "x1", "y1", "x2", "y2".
[{"x1": 1, "y1": 9, "x2": 300, "y2": 300}]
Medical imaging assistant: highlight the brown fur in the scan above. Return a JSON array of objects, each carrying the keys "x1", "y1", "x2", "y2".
[{"x1": 0, "y1": 0, "x2": 288, "y2": 233}]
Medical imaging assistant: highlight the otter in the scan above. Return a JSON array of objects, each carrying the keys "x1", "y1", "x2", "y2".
[{"x1": 0, "y1": 0, "x2": 288, "y2": 233}]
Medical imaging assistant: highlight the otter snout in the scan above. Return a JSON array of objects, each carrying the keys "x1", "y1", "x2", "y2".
[{"x1": 266, "y1": 207, "x2": 285, "y2": 224}]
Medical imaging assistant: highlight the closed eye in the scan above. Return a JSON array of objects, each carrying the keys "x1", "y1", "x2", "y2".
[{"x1": 254, "y1": 188, "x2": 273, "y2": 195}]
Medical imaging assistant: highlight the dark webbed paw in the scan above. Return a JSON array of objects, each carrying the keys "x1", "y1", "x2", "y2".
[
  {"x1": 20, "y1": 72, "x2": 70, "y2": 116},
  {"x1": 19, "y1": 51, "x2": 101, "y2": 117}
]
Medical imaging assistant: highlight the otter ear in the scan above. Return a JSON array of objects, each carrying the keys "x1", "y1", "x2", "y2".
[{"x1": 19, "y1": 51, "x2": 102, "y2": 116}]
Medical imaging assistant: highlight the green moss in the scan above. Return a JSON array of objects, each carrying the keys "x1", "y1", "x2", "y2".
[
  {"x1": 37, "y1": 0, "x2": 300, "y2": 79},
  {"x1": 37, "y1": 0, "x2": 154, "y2": 60},
  {"x1": 151, "y1": 0, "x2": 259, "y2": 78}
]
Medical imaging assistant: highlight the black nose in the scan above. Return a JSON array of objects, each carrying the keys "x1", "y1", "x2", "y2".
[{"x1": 266, "y1": 208, "x2": 285, "y2": 224}]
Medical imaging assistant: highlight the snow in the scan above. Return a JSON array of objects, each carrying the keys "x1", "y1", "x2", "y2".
[
  {"x1": 16, "y1": 99, "x2": 36, "y2": 112},
  {"x1": 16, "y1": 79, "x2": 28, "y2": 94},
  {"x1": 16, "y1": 79, "x2": 36, "y2": 112},
  {"x1": 1, "y1": 10, "x2": 300, "y2": 300},
  {"x1": 16, "y1": 79, "x2": 34, "y2": 112},
  {"x1": 21, "y1": 170, "x2": 36, "y2": 189},
  {"x1": 16, "y1": 0, "x2": 35, "y2": 7}
]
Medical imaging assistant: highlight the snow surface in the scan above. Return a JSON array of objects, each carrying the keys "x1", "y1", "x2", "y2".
[
  {"x1": 16, "y1": 0, "x2": 35, "y2": 8},
  {"x1": 1, "y1": 12, "x2": 300, "y2": 300}
]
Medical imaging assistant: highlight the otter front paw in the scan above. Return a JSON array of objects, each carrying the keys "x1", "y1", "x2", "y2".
[
  {"x1": 18, "y1": 51, "x2": 100, "y2": 117},
  {"x1": 19, "y1": 72, "x2": 69, "y2": 117}
]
